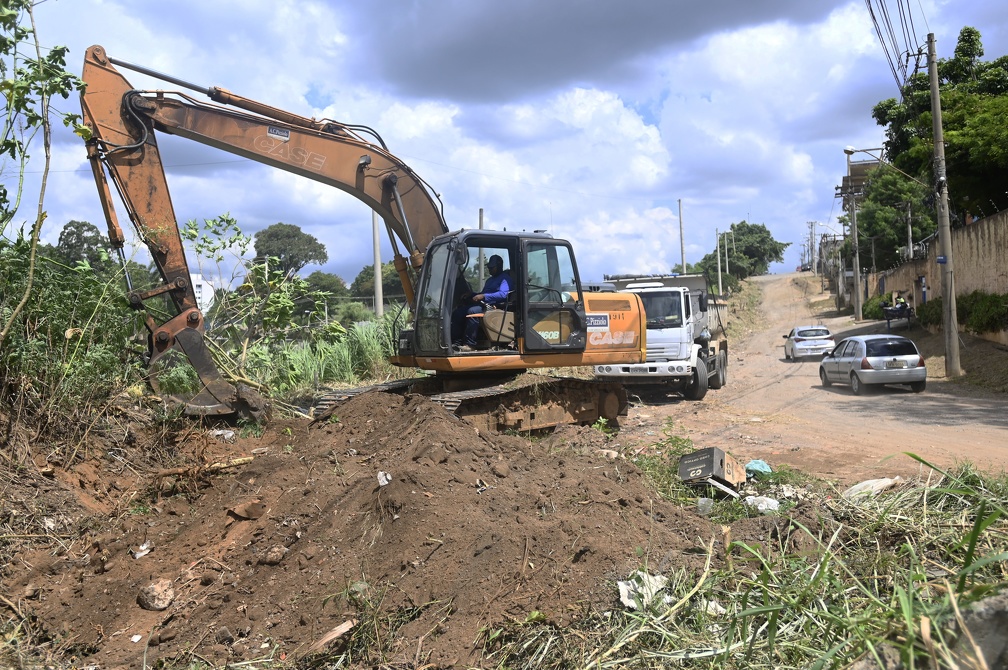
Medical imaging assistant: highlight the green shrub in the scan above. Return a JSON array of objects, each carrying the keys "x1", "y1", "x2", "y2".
[
  {"x1": 916, "y1": 297, "x2": 942, "y2": 327},
  {"x1": 916, "y1": 292, "x2": 1008, "y2": 334},
  {"x1": 957, "y1": 290, "x2": 1008, "y2": 334},
  {"x1": 1, "y1": 241, "x2": 145, "y2": 412},
  {"x1": 863, "y1": 293, "x2": 885, "y2": 320}
]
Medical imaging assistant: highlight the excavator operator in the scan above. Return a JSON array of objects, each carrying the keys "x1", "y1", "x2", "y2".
[{"x1": 452, "y1": 254, "x2": 510, "y2": 351}]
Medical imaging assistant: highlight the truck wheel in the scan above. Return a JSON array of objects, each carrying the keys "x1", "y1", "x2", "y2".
[
  {"x1": 709, "y1": 351, "x2": 726, "y2": 390},
  {"x1": 684, "y1": 362, "x2": 709, "y2": 400}
]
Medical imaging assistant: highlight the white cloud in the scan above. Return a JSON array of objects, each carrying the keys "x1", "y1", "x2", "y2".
[{"x1": 10, "y1": 0, "x2": 1008, "y2": 287}]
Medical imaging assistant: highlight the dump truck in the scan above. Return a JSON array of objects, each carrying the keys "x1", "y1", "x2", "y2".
[{"x1": 593, "y1": 274, "x2": 728, "y2": 400}]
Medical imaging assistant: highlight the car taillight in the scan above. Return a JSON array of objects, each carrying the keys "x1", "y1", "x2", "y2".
[
  {"x1": 826, "y1": 336, "x2": 834, "y2": 341},
  {"x1": 793, "y1": 337, "x2": 805, "y2": 342},
  {"x1": 860, "y1": 357, "x2": 874, "y2": 370},
  {"x1": 915, "y1": 356, "x2": 925, "y2": 367}
]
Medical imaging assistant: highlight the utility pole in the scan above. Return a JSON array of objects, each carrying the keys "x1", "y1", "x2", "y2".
[
  {"x1": 906, "y1": 202, "x2": 913, "y2": 260},
  {"x1": 372, "y1": 210, "x2": 383, "y2": 318},
  {"x1": 724, "y1": 230, "x2": 730, "y2": 275},
  {"x1": 716, "y1": 228, "x2": 723, "y2": 295},
  {"x1": 928, "y1": 32, "x2": 962, "y2": 376},
  {"x1": 844, "y1": 148, "x2": 863, "y2": 321},
  {"x1": 808, "y1": 221, "x2": 816, "y2": 273},
  {"x1": 678, "y1": 199, "x2": 686, "y2": 273}
]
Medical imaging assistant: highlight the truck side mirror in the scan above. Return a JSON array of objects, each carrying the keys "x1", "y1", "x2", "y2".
[
  {"x1": 698, "y1": 293, "x2": 708, "y2": 312},
  {"x1": 453, "y1": 243, "x2": 469, "y2": 266}
]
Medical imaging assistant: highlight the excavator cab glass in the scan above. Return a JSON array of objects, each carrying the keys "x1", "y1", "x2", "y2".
[
  {"x1": 409, "y1": 231, "x2": 587, "y2": 357},
  {"x1": 522, "y1": 240, "x2": 587, "y2": 352}
]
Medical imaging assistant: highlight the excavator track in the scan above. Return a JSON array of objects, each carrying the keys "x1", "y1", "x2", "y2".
[{"x1": 312, "y1": 375, "x2": 627, "y2": 433}]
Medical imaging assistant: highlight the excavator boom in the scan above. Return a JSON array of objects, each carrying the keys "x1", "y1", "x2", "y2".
[{"x1": 81, "y1": 44, "x2": 447, "y2": 419}]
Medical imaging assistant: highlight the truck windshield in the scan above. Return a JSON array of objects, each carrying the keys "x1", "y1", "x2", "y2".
[{"x1": 640, "y1": 292, "x2": 683, "y2": 328}]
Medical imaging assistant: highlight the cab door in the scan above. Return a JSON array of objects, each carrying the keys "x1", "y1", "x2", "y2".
[{"x1": 521, "y1": 240, "x2": 587, "y2": 352}]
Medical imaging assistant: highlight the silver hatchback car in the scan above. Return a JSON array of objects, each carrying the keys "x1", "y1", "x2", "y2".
[{"x1": 819, "y1": 334, "x2": 926, "y2": 394}]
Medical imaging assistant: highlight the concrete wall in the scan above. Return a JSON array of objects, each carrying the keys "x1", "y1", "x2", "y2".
[{"x1": 875, "y1": 209, "x2": 1008, "y2": 343}]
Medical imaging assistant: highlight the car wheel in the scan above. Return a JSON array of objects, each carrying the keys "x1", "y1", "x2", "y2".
[
  {"x1": 850, "y1": 372, "x2": 864, "y2": 395},
  {"x1": 819, "y1": 367, "x2": 831, "y2": 387},
  {"x1": 784, "y1": 347, "x2": 791, "y2": 361},
  {"x1": 910, "y1": 380, "x2": 926, "y2": 393}
]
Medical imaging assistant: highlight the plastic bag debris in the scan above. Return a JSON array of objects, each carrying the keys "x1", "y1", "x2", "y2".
[
  {"x1": 745, "y1": 459, "x2": 773, "y2": 477},
  {"x1": 842, "y1": 476, "x2": 903, "y2": 499},
  {"x1": 743, "y1": 495, "x2": 780, "y2": 514},
  {"x1": 132, "y1": 541, "x2": 153, "y2": 559},
  {"x1": 617, "y1": 570, "x2": 669, "y2": 610}
]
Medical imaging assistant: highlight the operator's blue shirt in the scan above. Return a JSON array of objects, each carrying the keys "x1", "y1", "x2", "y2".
[{"x1": 482, "y1": 272, "x2": 511, "y2": 306}]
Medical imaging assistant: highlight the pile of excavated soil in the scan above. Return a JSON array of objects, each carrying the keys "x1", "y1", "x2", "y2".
[{"x1": 2, "y1": 392, "x2": 777, "y2": 668}]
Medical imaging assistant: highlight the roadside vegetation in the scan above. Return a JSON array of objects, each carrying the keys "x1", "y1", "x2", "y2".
[{"x1": 476, "y1": 420, "x2": 1008, "y2": 670}]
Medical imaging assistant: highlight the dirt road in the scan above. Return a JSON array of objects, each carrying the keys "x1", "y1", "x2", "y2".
[{"x1": 616, "y1": 272, "x2": 1008, "y2": 485}]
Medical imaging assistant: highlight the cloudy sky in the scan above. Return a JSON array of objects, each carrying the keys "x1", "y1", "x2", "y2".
[{"x1": 18, "y1": 0, "x2": 1008, "y2": 285}]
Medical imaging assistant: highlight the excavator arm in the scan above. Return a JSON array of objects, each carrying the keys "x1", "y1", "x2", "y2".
[{"x1": 80, "y1": 44, "x2": 449, "y2": 418}]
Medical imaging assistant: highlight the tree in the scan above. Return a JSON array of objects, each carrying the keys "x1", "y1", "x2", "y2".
[
  {"x1": 253, "y1": 222, "x2": 328, "y2": 276},
  {"x1": 872, "y1": 27, "x2": 1008, "y2": 224},
  {"x1": 670, "y1": 261, "x2": 701, "y2": 274},
  {"x1": 305, "y1": 270, "x2": 350, "y2": 298},
  {"x1": 695, "y1": 221, "x2": 789, "y2": 285},
  {"x1": 56, "y1": 219, "x2": 110, "y2": 267},
  {"x1": 852, "y1": 166, "x2": 935, "y2": 272},
  {"x1": 305, "y1": 270, "x2": 350, "y2": 316},
  {"x1": 1, "y1": 1, "x2": 85, "y2": 347},
  {"x1": 350, "y1": 261, "x2": 405, "y2": 298}
]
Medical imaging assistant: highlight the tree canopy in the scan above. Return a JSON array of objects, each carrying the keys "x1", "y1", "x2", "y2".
[
  {"x1": 56, "y1": 220, "x2": 110, "y2": 268},
  {"x1": 253, "y1": 222, "x2": 328, "y2": 276},
  {"x1": 871, "y1": 27, "x2": 1008, "y2": 224},
  {"x1": 350, "y1": 261, "x2": 405, "y2": 298},
  {"x1": 694, "y1": 221, "x2": 789, "y2": 290}
]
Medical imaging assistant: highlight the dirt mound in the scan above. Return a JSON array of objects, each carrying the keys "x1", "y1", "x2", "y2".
[{"x1": 2, "y1": 392, "x2": 721, "y2": 668}]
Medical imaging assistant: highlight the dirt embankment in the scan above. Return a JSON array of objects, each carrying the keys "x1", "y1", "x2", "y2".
[{"x1": 3, "y1": 392, "x2": 748, "y2": 668}]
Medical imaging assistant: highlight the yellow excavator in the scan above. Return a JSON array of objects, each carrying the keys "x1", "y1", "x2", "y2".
[{"x1": 80, "y1": 45, "x2": 647, "y2": 430}]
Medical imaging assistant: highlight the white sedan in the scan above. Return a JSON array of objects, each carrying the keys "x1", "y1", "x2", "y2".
[{"x1": 783, "y1": 326, "x2": 834, "y2": 361}]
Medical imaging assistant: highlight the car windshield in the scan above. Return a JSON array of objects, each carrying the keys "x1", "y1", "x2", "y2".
[
  {"x1": 797, "y1": 328, "x2": 830, "y2": 338},
  {"x1": 865, "y1": 339, "x2": 918, "y2": 357}
]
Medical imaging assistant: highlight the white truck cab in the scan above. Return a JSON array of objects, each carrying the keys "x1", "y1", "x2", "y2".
[{"x1": 594, "y1": 274, "x2": 727, "y2": 400}]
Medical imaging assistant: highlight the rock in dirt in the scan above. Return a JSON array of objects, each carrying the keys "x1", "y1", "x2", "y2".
[
  {"x1": 258, "y1": 544, "x2": 288, "y2": 566},
  {"x1": 215, "y1": 626, "x2": 235, "y2": 645},
  {"x1": 137, "y1": 579, "x2": 174, "y2": 611}
]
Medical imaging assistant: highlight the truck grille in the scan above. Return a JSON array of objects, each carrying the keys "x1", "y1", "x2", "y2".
[{"x1": 646, "y1": 343, "x2": 683, "y2": 360}]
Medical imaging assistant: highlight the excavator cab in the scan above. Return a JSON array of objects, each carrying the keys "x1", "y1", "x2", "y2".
[{"x1": 402, "y1": 229, "x2": 587, "y2": 364}]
